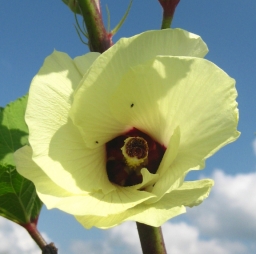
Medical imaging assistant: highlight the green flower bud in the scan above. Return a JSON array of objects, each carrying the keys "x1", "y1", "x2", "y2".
[{"x1": 62, "y1": 0, "x2": 81, "y2": 15}]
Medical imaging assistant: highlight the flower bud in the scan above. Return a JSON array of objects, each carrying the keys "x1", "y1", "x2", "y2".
[{"x1": 62, "y1": 0, "x2": 81, "y2": 15}]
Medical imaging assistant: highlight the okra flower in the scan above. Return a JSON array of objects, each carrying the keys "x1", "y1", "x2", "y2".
[{"x1": 15, "y1": 29, "x2": 239, "y2": 229}]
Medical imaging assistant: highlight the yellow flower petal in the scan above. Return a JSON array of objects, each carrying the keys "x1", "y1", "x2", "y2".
[
  {"x1": 133, "y1": 168, "x2": 159, "y2": 190},
  {"x1": 109, "y1": 56, "x2": 239, "y2": 200},
  {"x1": 76, "y1": 206, "x2": 185, "y2": 229},
  {"x1": 109, "y1": 58, "x2": 181, "y2": 145},
  {"x1": 44, "y1": 187, "x2": 155, "y2": 216},
  {"x1": 70, "y1": 29, "x2": 208, "y2": 148},
  {"x1": 75, "y1": 179, "x2": 213, "y2": 229},
  {"x1": 44, "y1": 118, "x2": 114, "y2": 194},
  {"x1": 74, "y1": 52, "x2": 100, "y2": 76},
  {"x1": 26, "y1": 50, "x2": 102, "y2": 194},
  {"x1": 144, "y1": 127, "x2": 180, "y2": 199},
  {"x1": 15, "y1": 146, "x2": 71, "y2": 197},
  {"x1": 15, "y1": 146, "x2": 156, "y2": 216},
  {"x1": 167, "y1": 179, "x2": 214, "y2": 207}
]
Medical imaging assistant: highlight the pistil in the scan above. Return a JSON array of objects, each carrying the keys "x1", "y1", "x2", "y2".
[
  {"x1": 106, "y1": 128, "x2": 166, "y2": 187},
  {"x1": 121, "y1": 137, "x2": 149, "y2": 169}
]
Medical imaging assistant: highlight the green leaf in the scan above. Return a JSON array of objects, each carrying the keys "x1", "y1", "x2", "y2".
[
  {"x1": 0, "y1": 95, "x2": 43, "y2": 224},
  {"x1": 0, "y1": 165, "x2": 42, "y2": 224},
  {"x1": 0, "y1": 95, "x2": 29, "y2": 167}
]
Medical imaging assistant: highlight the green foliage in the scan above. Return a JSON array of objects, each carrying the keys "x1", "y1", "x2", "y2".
[
  {"x1": 0, "y1": 96, "x2": 42, "y2": 224},
  {"x1": 0, "y1": 95, "x2": 29, "y2": 166},
  {"x1": 0, "y1": 165, "x2": 42, "y2": 224}
]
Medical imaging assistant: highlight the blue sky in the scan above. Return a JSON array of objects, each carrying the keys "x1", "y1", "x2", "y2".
[{"x1": 0, "y1": 1, "x2": 256, "y2": 253}]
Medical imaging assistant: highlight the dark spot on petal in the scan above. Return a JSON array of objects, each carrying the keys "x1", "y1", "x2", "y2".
[
  {"x1": 130, "y1": 103, "x2": 134, "y2": 108},
  {"x1": 95, "y1": 141, "x2": 99, "y2": 144}
]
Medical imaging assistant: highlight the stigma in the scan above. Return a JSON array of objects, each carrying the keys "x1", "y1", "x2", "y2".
[
  {"x1": 121, "y1": 137, "x2": 148, "y2": 169},
  {"x1": 106, "y1": 128, "x2": 166, "y2": 187}
]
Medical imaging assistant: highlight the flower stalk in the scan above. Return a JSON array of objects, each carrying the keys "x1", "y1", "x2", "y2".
[
  {"x1": 158, "y1": 0, "x2": 180, "y2": 29},
  {"x1": 21, "y1": 220, "x2": 47, "y2": 250},
  {"x1": 21, "y1": 219, "x2": 57, "y2": 253},
  {"x1": 76, "y1": 0, "x2": 112, "y2": 52},
  {"x1": 136, "y1": 222, "x2": 167, "y2": 254}
]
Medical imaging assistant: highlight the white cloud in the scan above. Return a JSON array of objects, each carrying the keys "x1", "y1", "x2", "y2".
[
  {"x1": 109, "y1": 221, "x2": 140, "y2": 254},
  {"x1": 105, "y1": 220, "x2": 246, "y2": 254},
  {"x1": 67, "y1": 222, "x2": 141, "y2": 254},
  {"x1": 0, "y1": 217, "x2": 41, "y2": 254},
  {"x1": 162, "y1": 222, "x2": 246, "y2": 254},
  {"x1": 69, "y1": 240, "x2": 112, "y2": 254},
  {"x1": 187, "y1": 169, "x2": 256, "y2": 243}
]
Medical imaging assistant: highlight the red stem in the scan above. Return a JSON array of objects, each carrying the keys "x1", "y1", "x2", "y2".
[
  {"x1": 21, "y1": 219, "x2": 47, "y2": 250},
  {"x1": 77, "y1": 0, "x2": 113, "y2": 53},
  {"x1": 159, "y1": 0, "x2": 180, "y2": 17},
  {"x1": 158, "y1": 0, "x2": 180, "y2": 29}
]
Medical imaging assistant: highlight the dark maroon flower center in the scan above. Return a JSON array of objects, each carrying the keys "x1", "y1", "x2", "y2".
[{"x1": 106, "y1": 128, "x2": 166, "y2": 187}]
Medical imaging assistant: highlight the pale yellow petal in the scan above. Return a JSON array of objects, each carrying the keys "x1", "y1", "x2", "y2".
[
  {"x1": 43, "y1": 187, "x2": 155, "y2": 216},
  {"x1": 165, "y1": 179, "x2": 214, "y2": 207},
  {"x1": 70, "y1": 29, "x2": 208, "y2": 148},
  {"x1": 133, "y1": 168, "x2": 159, "y2": 190},
  {"x1": 144, "y1": 127, "x2": 180, "y2": 198},
  {"x1": 110, "y1": 56, "x2": 238, "y2": 199},
  {"x1": 15, "y1": 147, "x2": 156, "y2": 216},
  {"x1": 14, "y1": 146, "x2": 71, "y2": 197},
  {"x1": 109, "y1": 59, "x2": 183, "y2": 145},
  {"x1": 75, "y1": 179, "x2": 213, "y2": 229},
  {"x1": 26, "y1": 51, "x2": 101, "y2": 194},
  {"x1": 74, "y1": 52, "x2": 100, "y2": 76},
  {"x1": 75, "y1": 206, "x2": 185, "y2": 229},
  {"x1": 42, "y1": 118, "x2": 114, "y2": 194}
]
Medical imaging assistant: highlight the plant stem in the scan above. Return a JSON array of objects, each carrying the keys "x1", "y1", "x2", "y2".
[
  {"x1": 77, "y1": 0, "x2": 112, "y2": 53},
  {"x1": 158, "y1": 0, "x2": 180, "y2": 29},
  {"x1": 161, "y1": 15, "x2": 173, "y2": 29},
  {"x1": 23, "y1": 221, "x2": 47, "y2": 250},
  {"x1": 136, "y1": 222, "x2": 167, "y2": 254}
]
